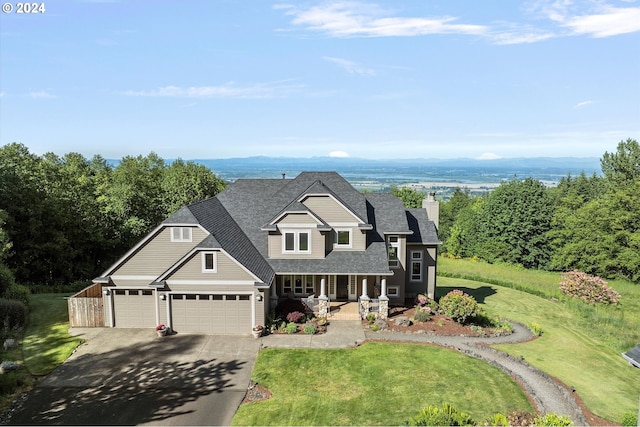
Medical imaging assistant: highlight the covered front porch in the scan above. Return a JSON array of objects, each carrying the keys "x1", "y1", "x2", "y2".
[{"x1": 271, "y1": 274, "x2": 393, "y2": 319}]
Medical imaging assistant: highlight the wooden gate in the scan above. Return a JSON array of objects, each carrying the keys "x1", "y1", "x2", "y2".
[{"x1": 67, "y1": 283, "x2": 105, "y2": 327}]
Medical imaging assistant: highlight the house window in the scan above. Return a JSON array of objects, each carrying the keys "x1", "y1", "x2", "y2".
[
  {"x1": 387, "y1": 287, "x2": 399, "y2": 297},
  {"x1": 388, "y1": 236, "x2": 400, "y2": 268},
  {"x1": 411, "y1": 250, "x2": 423, "y2": 282},
  {"x1": 281, "y1": 275, "x2": 315, "y2": 296},
  {"x1": 334, "y1": 229, "x2": 352, "y2": 248},
  {"x1": 283, "y1": 277, "x2": 292, "y2": 294},
  {"x1": 282, "y1": 230, "x2": 311, "y2": 253},
  {"x1": 202, "y1": 252, "x2": 217, "y2": 273},
  {"x1": 305, "y1": 275, "x2": 314, "y2": 294},
  {"x1": 171, "y1": 227, "x2": 192, "y2": 242}
]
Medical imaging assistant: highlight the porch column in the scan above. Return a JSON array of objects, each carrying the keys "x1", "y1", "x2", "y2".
[
  {"x1": 379, "y1": 278, "x2": 389, "y2": 319},
  {"x1": 361, "y1": 277, "x2": 368, "y2": 298},
  {"x1": 318, "y1": 276, "x2": 329, "y2": 318},
  {"x1": 270, "y1": 278, "x2": 279, "y2": 315}
]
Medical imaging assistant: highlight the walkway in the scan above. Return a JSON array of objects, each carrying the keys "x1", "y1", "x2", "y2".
[{"x1": 262, "y1": 320, "x2": 587, "y2": 425}]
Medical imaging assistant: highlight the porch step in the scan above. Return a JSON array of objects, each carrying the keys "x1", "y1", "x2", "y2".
[{"x1": 329, "y1": 302, "x2": 360, "y2": 320}]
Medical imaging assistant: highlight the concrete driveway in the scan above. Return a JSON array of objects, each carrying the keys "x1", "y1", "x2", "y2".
[{"x1": 8, "y1": 328, "x2": 261, "y2": 426}]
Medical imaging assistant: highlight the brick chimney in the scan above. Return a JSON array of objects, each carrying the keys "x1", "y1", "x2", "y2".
[{"x1": 422, "y1": 192, "x2": 439, "y2": 230}]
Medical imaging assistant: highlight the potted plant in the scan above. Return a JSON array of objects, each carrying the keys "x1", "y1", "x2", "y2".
[
  {"x1": 156, "y1": 324, "x2": 168, "y2": 337},
  {"x1": 252, "y1": 325, "x2": 264, "y2": 339}
]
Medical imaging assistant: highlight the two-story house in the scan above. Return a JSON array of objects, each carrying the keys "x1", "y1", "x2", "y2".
[{"x1": 85, "y1": 172, "x2": 440, "y2": 334}]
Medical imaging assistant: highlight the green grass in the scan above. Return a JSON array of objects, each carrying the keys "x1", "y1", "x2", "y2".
[
  {"x1": 22, "y1": 294, "x2": 82, "y2": 375},
  {"x1": 0, "y1": 293, "x2": 81, "y2": 412},
  {"x1": 437, "y1": 257, "x2": 640, "y2": 424},
  {"x1": 232, "y1": 342, "x2": 534, "y2": 426}
]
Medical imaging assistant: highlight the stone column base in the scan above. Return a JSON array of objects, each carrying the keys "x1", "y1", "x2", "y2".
[
  {"x1": 318, "y1": 297, "x2": 329, "y2": 318},
  {"x1": 378, "y1": 297, "x2": 389, "y2": 320},
  {"x1": 359, "y1": 297, "x2": 370, "y2": 319}
]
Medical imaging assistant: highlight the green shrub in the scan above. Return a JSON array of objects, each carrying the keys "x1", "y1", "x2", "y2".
[
  {"x1": 0, "y1": 298, "x2": 27, "y2": 330},
  {"x1": 485, "y1": 413, "x2": 509, "y2": 426},
  {"x1": 412, "y1": 308, "x2": 431, "y2": 323},
  {"x1": 528, "y1": 321, "x2": 543, "y2": 336},
  {"x1": 366, "y1": 313, "x2": 376, "y2": 323},
  {"x1": 439, "y1": 290, "x2": 481, "y2": 324},
  {"x1": 0, "y1": 264, "x2": 16, "y2": 297},
  {"x1": 4, "y1": 284, "x2": 31, "y2": 307},
  {"x1": 621, "y1": 412, "x2": 638, "y2": 426},
  {"x1": 407, "y1": 403, "x2": 474, "y2": 426},
  {"x1": 370, "y1": 324, "x2": 380, "y2": 331},
  {"x1": 533, "y1": 413, "x2": 573, "y2": 426},
  {"x1": 303, "y1": 324, "x2": 317, "y2": 335},
  {"x1": 285, "y1": 322, "x2": 298, "y2": 334}
]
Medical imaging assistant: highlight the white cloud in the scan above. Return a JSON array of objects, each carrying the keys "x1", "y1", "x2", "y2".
[
  {"x1": 124, "y1": 81, "x2": 304, "y2": 99},
  {"x1": 476, "y1": 152, "x2": 502, "y2": 160},
  {"x1": 29, "y1": 91, "x2": 56, "y2": 99},
  {"x1": 280, "y1": 2, "x2": 487, "y2": 38},
  {"x1": 329, "y1": 150, "x2": 350, "y2": 158},
  {"x1": 323, "y1": 56, "x2": 376, "y2": 76},
  {"x1": 574, "y1": 100, "x2": 594, "y2": 108},
  {"x1": 561, "y1": 6, "x2": 640, "y2": 37}
]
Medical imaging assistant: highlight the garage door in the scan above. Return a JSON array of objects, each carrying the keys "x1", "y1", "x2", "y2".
[
  {"x1": 170, "y1": 294, "x2": 252, "y2": 334},
  {"x1": 113, "y1": 289, "x2": 156, "y2": 328}
]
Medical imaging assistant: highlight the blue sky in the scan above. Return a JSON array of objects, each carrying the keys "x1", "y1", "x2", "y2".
[{"x1": 1, "y1": 0, "x2": 639, "y2": 160}]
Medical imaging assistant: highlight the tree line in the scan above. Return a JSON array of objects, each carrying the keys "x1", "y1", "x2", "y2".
[
  {"x1": 0, "y1": 139, "x2": 638, "y2": 294},
  {"x1": 0, "y1": 143, "x2": 226, "y2": 292},
  {"x1": 435, "y1": 139, "x2": 639, "y2": 283}
]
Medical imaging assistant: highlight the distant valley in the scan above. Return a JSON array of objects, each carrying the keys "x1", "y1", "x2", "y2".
[{"x1": 191, "y1": 156, "x2": 602, "y2": 198}]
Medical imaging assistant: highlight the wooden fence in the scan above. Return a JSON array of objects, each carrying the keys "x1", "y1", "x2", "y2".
[{"x1": 67, "y1": 283, "x2": 105, "y2": 327}]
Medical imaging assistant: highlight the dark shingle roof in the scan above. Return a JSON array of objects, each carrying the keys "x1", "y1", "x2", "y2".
[
  {"x1": 190, "y1": 172, "x2": 437, "y2": 277},
  {"x1": 406, "y1": 208, "x2": 441, "y2": 245},
  {"x1": 187, "y1": 197, "x2": 275, "y2": 284}
]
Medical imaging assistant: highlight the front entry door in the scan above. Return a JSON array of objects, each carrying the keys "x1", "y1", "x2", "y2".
[{"x1": 337, "y1": 275, "x2": 349, "y2": 299}]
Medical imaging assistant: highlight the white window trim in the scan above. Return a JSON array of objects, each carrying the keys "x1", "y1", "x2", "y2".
[
  {"x1": 201, "y1": 252, "x2": 217, "y2": 273},
  {"x1": 410, "y1": 250, "x2": 423, "y2": 282},
  {"x1": 282, "y1": 229, "x2": 312, "y2": 254},
  {"x1": 334, "y1": 228, "x2": 352, "y2": 248},
  {"x1": 171, "y1": 227, "x2": 192, "y2": 242},
  {"x1": 387, "y1": 286, "x2": 399, "y2": 297}
]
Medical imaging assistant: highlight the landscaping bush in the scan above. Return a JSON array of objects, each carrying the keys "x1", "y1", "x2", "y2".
[
  {"x1": 485, "y1": 413, "x2": 509, "y2": 426},
  {"x1": 303, "y1": 324, "x2": 316, "y2": 335},
  {"x1": 407, "y1": 403, "x2": 474, "y2": 426},
  {"x1": 439, "y1": 290, "x2": 481, "y2": 324},
  {"x1": 275, "y1": 298, "x2": 309, "y2": 319},
  {"x1": 0, "y1": 298, "x2": 27, "y2": 331},
  {"x1": 559, "y1": 270, "x2": 620, "y2": 305},
  {"x1": 286, "y1": 311, "x2": 306, "y2": 323},
  {"x1": 366, "y1": 313, "x2": 376, "y2": 323},
  {"x1": 4, "y1": 284, "x2": 31, "y2": 307},
  {"x1": 285, "y1": 322, "x2": 298, "y2": 334},
  {"x1": 415, "y1": 293, "x2": 440, "y2": 313},
  {"x1": 621, "y1": 412, "x2": 638, "y2": 426},
  {"x1": 412, "y1": 307, "x2": 432, "y2": 323},
  {"x1": 533, "y1": 412, "x2": 573, "y2": 426}
]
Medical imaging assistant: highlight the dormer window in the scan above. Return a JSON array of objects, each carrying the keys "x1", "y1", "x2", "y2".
[
  {"x1": 171, "y1": 227, "x2": 192, "y2": 242},
  {"x1": 202, "y1": 252, "x2": 217, "y2": 273},
  {"x1": 283, "y1": 230, "x2": 311, "y2": 253},
  {"x1": 335, "y1": 229, "x2": 352, "y2": 248}
]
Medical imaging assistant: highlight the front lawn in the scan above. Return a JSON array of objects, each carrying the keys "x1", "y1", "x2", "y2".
[{"x1": 232, "y1": 342, "x2": 533, "y2": 426}]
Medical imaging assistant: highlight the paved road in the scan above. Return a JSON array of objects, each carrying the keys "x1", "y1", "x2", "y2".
[
  {"x1": 366, "y1": 323, "x2": 588, "y2": 425},
  {"x1": 7, "y1": 328, "x2": 261, "y2": 426}
]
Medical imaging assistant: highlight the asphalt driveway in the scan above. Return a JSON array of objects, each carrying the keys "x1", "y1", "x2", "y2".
[{"x1": 8, "y1": 328, "x2": 261, "y2": 426}]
